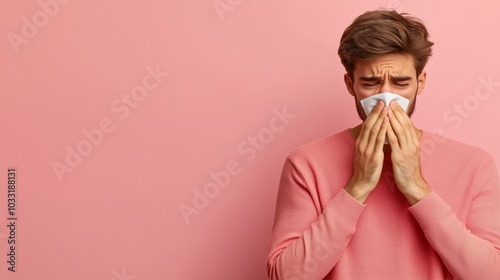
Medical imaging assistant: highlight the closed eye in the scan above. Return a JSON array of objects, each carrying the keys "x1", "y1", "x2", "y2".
[{"x1": 395, "y1": 83, "x2": 409, "y2": 88}]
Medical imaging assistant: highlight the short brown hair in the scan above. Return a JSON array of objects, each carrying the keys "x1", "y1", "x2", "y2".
[{"x1": 338, "y1": 10, "x2": 434, "y2": 78}]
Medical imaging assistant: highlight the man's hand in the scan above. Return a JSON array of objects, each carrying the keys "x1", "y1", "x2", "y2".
[
  {"x1": 345, "y1": 100, "x2": 388, "y2": 204},
  {"x1": 386, "y1": 100, "x2": 431, "y2": 205}
]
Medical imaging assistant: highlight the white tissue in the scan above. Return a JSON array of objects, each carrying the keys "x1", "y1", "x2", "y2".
[
  {"x1": 360, "y1": 92, "x2": 410, "y2": 116},
  {"x1": 360, "y1": 92, "x2": 410, "y2": 144}
]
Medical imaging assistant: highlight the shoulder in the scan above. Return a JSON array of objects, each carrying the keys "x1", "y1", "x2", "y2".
[
  {"x1": 421, "y1": 130, "x2": 494, "y2": 164},
  {"x1": 287, "y1": 129, "x2": 354, "y2": 165}
]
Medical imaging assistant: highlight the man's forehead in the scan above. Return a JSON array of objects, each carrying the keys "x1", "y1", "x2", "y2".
[
  {"x1": 358, "y1": 74, "x2": 413, "y2": 80},
  {"x1": 353, "y1": 53, "x2": 416, "y2": 78}
]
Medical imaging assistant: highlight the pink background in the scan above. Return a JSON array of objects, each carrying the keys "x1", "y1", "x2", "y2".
[{"x1": 1, "y1": 0, "x2": 499, "y2": 279}]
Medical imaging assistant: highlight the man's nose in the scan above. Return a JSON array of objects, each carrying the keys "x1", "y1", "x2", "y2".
[{"x1": 379, "y1": 81, "x2": 392, "y2": 93}]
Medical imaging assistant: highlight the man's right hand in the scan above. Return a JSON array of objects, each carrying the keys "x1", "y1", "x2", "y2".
[{"x1": 344, "y1": 100, "x2": 388, "y2": 204}]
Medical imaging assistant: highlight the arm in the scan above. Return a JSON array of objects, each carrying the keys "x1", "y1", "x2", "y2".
[
  {"x1": 409, "y1": 156, "x2": 500, "y2": 279},
  {"x1": 387, "y1": 101, "x2": 500, "y2": 277},
  {"x1": 267, "y1": 102, "x2": 388, "y2": 279},
  {"x1": 266, "y1": 158, "x2": 365, "y2": 280}
]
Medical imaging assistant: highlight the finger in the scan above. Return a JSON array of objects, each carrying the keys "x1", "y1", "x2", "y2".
[
  {"x1": 366, "y1": 106, "x2": 388, "y2": 153},
  {"x1": 409, "y1": 123, "x2": 420, "y2": 146},
  {"x1": 386, "y1": 121, "x2": 400, "y2": 151},
  {"x1": 358, "y1": 100, "x2": 385, "y2": 147},
  {"x1": 374, "y1": 115, "x2": 389, "y2": 152},
  {"x1": 390, "y1": 101, "x2": 417, "y2": 147},
  {"x1": 387, "y1": 105, "x2": 406, "y2": 147}
]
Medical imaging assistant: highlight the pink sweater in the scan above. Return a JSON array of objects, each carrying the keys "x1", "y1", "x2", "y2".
[{"x1": 267, "y1": 129, "x2": 500, "y2": 279}]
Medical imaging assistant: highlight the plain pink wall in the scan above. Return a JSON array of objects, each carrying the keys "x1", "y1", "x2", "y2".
[{"x1": 1, "y1": 0, "x2": 499, "y2": 279}]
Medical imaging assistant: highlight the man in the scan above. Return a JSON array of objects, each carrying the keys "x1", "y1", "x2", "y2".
[{"x1": 266, "y1": 10, "x2": 500, "y2": 280}]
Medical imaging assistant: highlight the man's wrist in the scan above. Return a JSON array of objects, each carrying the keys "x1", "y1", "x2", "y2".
[
  {"x1": 402, "y1": 181, "x2": 431, "y2": 206},
  {"x1": 344, "y1": 182, "x2": 372, "y2": 205}
]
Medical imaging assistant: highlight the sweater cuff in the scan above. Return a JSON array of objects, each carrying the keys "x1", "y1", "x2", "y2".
[
  {"x1": 408, "y1": 191, "x2": 452, "y2": 230},
  {"x1": 323, "y1": 189, "x2": 366, "y2": 228}
]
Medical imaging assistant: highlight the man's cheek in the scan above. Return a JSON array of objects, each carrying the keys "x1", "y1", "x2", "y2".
[{"x1": 354, "y1": 89, "x2": 376, "y2": 99}]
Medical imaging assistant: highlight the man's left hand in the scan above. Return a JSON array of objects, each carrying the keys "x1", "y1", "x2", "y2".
[{"x1": 386, "y1": 100, "x2": 431, "y2": 205}]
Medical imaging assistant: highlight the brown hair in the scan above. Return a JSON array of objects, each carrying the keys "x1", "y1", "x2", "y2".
[{"x1": 338, "y1": 10, "x2": 434, "y2": 78}]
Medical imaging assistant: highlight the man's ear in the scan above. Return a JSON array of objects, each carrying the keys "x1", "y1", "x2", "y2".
[
  {"x1": 416, "y1": 71, "x2": 426, "y2": 95},
  {"x1": 344, "y1": 73, "x2": 356, "y2": 97}
]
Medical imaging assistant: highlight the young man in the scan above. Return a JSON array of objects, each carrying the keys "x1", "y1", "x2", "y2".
[{"x1": 267, "y1": 10, "x2": 500, "y2": 279}]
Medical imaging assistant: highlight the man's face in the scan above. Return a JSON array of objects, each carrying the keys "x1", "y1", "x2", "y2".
[{"x1": 344, "y1": 53, "x2": 426, "y2": 121}]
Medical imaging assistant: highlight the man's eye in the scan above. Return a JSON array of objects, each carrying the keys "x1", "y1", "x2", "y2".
[
  {"x1": 363, "y1": 83, "x2": 377, "y2": 87},
  {"x1": 395, "y1": 83, "x2": 409, "y2": 88}
]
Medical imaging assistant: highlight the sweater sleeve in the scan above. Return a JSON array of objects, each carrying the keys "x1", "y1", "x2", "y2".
[
  {"x1": 409, "y1": 155, "x2": 500, "y2": 279},
  {"x1": 266, "y1": 157, "x2": 365, "y2": 280}
]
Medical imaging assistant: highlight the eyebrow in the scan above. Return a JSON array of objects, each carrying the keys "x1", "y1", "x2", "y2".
[{"x1": 359, "y1": 75, "x2": 413, "y2": 82}]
